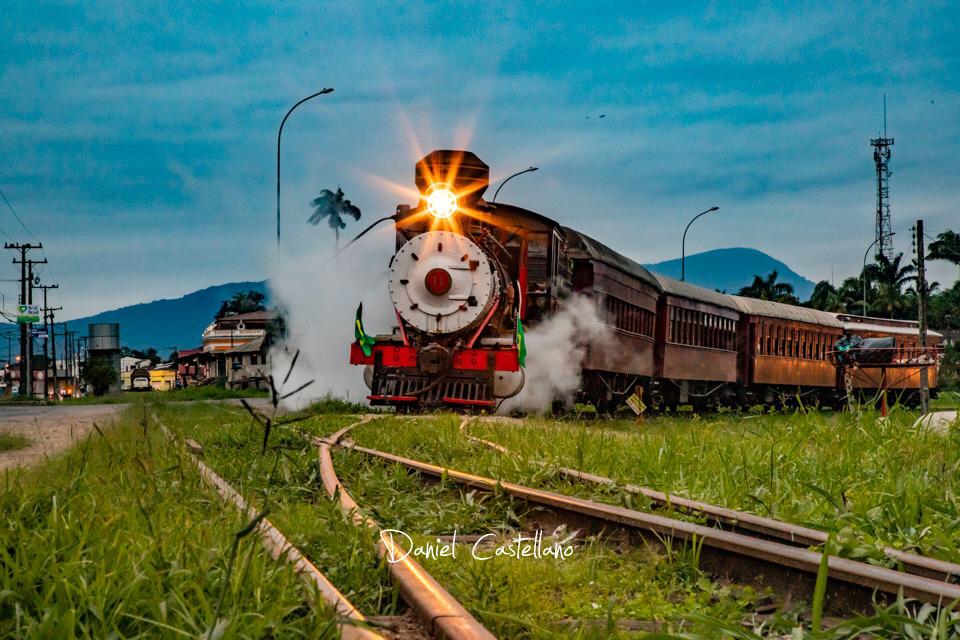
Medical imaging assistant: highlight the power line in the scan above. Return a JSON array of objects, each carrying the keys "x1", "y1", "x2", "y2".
[
  {"x1": 0, "y1": 188, "x2": 39, "y2": 242},
  {"x1": 0, "y1": 189, "x2": 60, "y2": 307}
]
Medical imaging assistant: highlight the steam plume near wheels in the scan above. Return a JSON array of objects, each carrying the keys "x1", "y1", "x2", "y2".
[
  {"x1": 500, "y1": 296, "x2": 611, "y2": 414},
  {"x1": 267, "y1": 240, "x2": 394, "y2": 408}
]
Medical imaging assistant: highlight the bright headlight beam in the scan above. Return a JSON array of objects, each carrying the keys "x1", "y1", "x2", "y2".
[{"x1": 426, "y1": 184, "x2": 458, "y2": 219}]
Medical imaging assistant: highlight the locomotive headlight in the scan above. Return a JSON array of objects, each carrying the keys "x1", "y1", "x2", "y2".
[{"x1": 426, "y1": 183, "x2": 458, "y2": 219}]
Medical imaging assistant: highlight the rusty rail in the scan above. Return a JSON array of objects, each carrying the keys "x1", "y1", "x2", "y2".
[
  {"x1": 154, "y1": 416, "x2": 385, "y2": 640},
  {"x1": 459, "y1": 417, "x2": 960, "y2": 584},
  {"x1": 343, "y1": 434, "x2": 960, "y2": 614},
  {"x1": 317, "y1": 420, "x2": 498, "y2": 640}
]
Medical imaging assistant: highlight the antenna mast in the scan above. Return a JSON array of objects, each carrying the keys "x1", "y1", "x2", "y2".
[{"x1": 871, "y1": 94, "x2": 894, "y2": 262}]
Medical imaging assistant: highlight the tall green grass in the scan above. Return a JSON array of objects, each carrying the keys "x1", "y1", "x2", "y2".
[
  {"x1": 0, "y1": 407, "x2": 337, "y2": 638},
  {"x1": 0, "y1": 431, "x2": 30, "y2": 452}
]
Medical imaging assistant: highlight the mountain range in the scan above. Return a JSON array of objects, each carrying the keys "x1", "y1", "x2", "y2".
[
  {"x1": 642, "y1": 247, "x2": 815, "y2": 299},
  {"x1": 62, "y1": 281, "x2": 269, "y2": 355},
  {"x1": 35, "y1": 248, "x2": 814, "y2": 352}
]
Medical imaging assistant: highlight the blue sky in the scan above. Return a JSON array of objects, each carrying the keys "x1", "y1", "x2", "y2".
[{"x1": 1, "y1": 2, "x2": 958, "y2": 317}]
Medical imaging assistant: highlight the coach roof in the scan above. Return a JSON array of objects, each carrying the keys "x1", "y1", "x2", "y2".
[
  {"x1": 562, "y1": 227, "x2": 661, "y2": 289},
  {"x1": 729, "y1": 295, "x2": 844, "y2": 328}
]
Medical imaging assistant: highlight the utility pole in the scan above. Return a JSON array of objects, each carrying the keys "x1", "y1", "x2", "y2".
[
  {"x1": 38, "y1": 283, "x2": 59, "y2": 399},
  {"x1": 47, "y1": 308, "x2": 62, "y2": 399},
  {"x1": 4, "y1": 242, "x2": 42, "y2": 397},
  {"x1": 915, "y1": 219, "x2": 930, "y2": 413},
  {"x1": 64, "y1": 329, "x2": 73, "y2": 392}
]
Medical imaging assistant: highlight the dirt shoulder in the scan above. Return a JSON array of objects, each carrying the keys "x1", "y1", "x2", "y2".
[{"x1": 0, "y1": 403, "x2": 127, "y2": 472}]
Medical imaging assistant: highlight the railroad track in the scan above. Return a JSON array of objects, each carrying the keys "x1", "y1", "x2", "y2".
[
  {"x1": 316, "y1": 419, "x2": 498, "y2": 640},
  {"x1": 159, "y1": 413, "x2": 495, "y2": 640},
  {"x1": 154, "y1": 415, "x2": 385, "y2": 640},
  {"x1": 458, "y1": 416, "x2": 960, "y2": 585},
  {"x1": 326, "y1": 418, "x2": 960, "y2": 617}
]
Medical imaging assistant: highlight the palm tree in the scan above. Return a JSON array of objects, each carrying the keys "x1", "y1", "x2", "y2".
[
  {"x1": 807, "y1": 280, "x2": 847, "y2": 312},
  {"x1": 838, "y1": 276, "x2": 866, "y2": 314},
  {"x1": 864, "y1": 253, "x2": 916, "y2": 319},
  {"x1": 737, "y1": 270, "x2": 799, "y2": 305},
  {"x1": 308, "y1": 187, "x2": 362, "y2": 250},
  {"x1": 928, "y1": 229, "x2": 960, "y2": 281}
]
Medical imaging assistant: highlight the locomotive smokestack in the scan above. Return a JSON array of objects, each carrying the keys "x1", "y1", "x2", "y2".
[{"x1": 415, "y1": 150, "x2": 489, "y2": 205}]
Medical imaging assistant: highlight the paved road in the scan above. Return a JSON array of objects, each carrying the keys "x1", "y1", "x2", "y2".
[
  {"x1": 0, "y1": 403, "x2": 127, "y2": 472},
  {"x1": 0, "y1": 398, "x2": 276, "y2": 472}
]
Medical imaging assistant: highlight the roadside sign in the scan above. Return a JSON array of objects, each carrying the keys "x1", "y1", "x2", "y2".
[
  {"x1": 17, "y1": 304, "x2": 41, "y2": 323},
  {"x1": 31, "y1": 328, "x2": 48, "y2": 339}
]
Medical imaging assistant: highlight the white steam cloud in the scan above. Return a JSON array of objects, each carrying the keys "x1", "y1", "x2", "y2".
[
  {"x1": 267, "y1": 236, "x2": 394, "y2": 409},
  {"x1": 501, "y1": 295, "x2": 611, "y2": 414}
]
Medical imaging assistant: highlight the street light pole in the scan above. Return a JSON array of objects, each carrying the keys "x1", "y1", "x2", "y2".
[
  {"x1": 276, "y1": 88, "x2": 334, "y2": 246},
  {"x1": 681, "y1": 206, "x2": 719, "y2": 281},
  {"x1": 492, "y1": 166, "x2": 538, "y2": 203},
  {"x1": 862, "y1": 231, "x2": 895, "y2": 316}
]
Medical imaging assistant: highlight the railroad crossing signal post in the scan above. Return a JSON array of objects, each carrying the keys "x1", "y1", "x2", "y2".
[{"x1": 915, "y1": 220, "x2": 930, "y2": 413}]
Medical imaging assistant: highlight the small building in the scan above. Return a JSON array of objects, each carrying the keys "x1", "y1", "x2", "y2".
[
  {"x1": 201, "y1": 310, "x2": 275, "y2": 383},
  {"x1": 148, "y1": 367, "x2": 178, "y2": 391},
  {"x1": 174, "y1": 348, "x2": 208, "y2": 387},
  {"x1": 223, "y1": 337, "x2": 269, "y2": 390}
]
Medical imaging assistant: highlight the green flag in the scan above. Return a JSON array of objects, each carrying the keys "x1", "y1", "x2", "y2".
[
  {"x1": 516, "y1": 318, "x2": 527, "y2": 367},
  {"x1": 354, "y1": 303, "x2": 375, "y2": 357}
]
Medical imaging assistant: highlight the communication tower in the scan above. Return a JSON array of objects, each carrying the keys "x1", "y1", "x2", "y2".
[{"x1": 871, "y1": 95, "x2": 894, "y2": 261}]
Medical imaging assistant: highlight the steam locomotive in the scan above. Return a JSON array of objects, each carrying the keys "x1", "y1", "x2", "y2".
[{"x1": 349, "y1": 150, "x2": 940, "y2": 411}]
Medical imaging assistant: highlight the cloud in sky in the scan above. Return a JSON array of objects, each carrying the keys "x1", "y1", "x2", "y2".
[{"x1": 0, "y1": 1, "x2": 958, "y2": 318}]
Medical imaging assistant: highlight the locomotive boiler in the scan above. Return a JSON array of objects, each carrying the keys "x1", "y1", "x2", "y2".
[{"x1": 349, "y1": 149, "x2": 940, "y2": 412}]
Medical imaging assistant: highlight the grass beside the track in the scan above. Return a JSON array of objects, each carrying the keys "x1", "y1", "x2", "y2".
[
  {"x1": 0, "y1": 431, "x2": 30, "y2": 452},
  {"x1": 0, "y1": 404, "x2": 337, "y2": 639},
  {"x1": 348, "y1": 408, "x2": 960, "y2": 566}
]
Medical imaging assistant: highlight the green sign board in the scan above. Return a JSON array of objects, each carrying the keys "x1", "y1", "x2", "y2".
[{"x1": 16, "y1": 304, "x2": 40, "y2": 324}]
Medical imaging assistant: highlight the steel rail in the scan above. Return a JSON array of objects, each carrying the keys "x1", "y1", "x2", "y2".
[
  {"x1": 339, "y1": 437, "x2": 960, "y2": 612},
  {"x1": 317, "y1": 421, "x2": 498, "y2": 640},
  {"x1": 154, "y1": 416, "x2": 384, "y2": 640},
  {"x1": 458, "y1": 417, "x2": 960, "y2": 584}
]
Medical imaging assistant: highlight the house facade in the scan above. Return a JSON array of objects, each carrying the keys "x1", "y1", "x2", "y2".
[{"x1": 200, "y1": 310, "x2": 274, "y2": 390}]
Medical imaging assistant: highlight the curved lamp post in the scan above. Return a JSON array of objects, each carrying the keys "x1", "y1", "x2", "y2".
[
  {"x1": 492, "y1": 166, "x2": 538, "y2": 203},
  {"x1": 862, "y1": 231, "x2": 895, "y2": 315},
  {"x1": 681, "y1": 206, "x2": 719, "y2": 281},
  {"x1": 276, "y1": 88, "x2": 334, "y2": 246}
]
